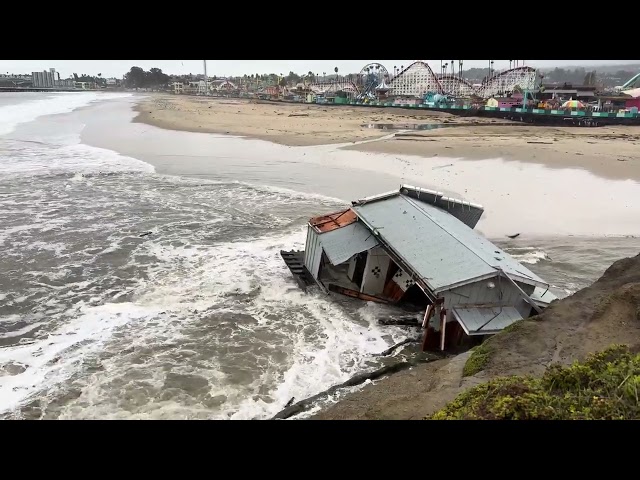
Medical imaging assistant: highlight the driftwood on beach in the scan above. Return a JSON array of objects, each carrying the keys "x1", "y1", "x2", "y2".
[
  {"x1": 373, "y1": 338, "x2": 419, "y2": 357},
  {"x1": 271, "y1": 351, "x2": 442, "y2": 420}
]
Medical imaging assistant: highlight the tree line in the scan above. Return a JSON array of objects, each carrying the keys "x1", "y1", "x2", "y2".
[
  {"x1": 124, "y1": 66, "x2": 170, "y2": 90},
  {"x1": 73, "y1": 73, "x2": 106, "y2": 86},
  {"x1": 121, "y1": 64, "x2": 638, "y2": 90}
]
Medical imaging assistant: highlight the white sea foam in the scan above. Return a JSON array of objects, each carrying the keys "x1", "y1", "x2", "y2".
[
  {"x1": 8, "y1": 227, "x2": 407, "y2": 420},
  {"x1": 0, "y1": 138, "x2": 154, "y2": 177},
  {"x1": 0, "y1": 92, "x2": 132, "y2": 136},
  {"x1": 0, "y1": 302, "x2": 162, "y2": 415},
  {"x1": 509, "y1": 250, "x2": 551, "y2": 265},
  {"x1": 0, "y1": 93, "x2": 153, "y2": 178}
]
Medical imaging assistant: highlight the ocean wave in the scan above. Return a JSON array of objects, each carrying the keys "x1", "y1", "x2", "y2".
[
  {"x1": 0, "y1": 172, "x2": 404, "y2": 419},
  {"x1": 1, "y1": 226, "x2": 406, "y2": 419},
  {"x1": 0, "y1": 138, "x2": 154, "y2": 177},
  {"x1": 149, "y1": 175, "x2": 346, "y2": 206},
  {"x1": 508, "y1": 249, "x2": 551, "y2": 265},
  {"x1": 0, "y1": 92, "x2": 132, "y2": 136}
]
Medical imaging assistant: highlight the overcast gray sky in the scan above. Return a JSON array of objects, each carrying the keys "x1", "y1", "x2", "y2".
[{"x1": 0, "y1": 60, "x2": 637, "y2": 78}]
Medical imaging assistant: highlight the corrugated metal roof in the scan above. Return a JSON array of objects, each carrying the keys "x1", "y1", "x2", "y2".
[
  {"x1": 452, "y1": 306, "x2": 523, "y2": 335},
  {"x1": 531, "y1": 286, "x2": 558, "y2": 307},
  {"x1": 309, "y1": 209, "x2": 357, "y2": 233},
  {"x1": 319, "y1": 221, "x2": 379, "y2": 266},
  {"x1": 352, "y1": 195, "x2": 547, "y2": 292},
  {"x1": 400, "y1": 184, "x2": 484, "y2": 229},
  {"x1": 353, "y1": 185, "x2": 484, "y2": 229}
]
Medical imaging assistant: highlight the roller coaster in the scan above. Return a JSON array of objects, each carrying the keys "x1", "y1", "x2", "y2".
[
  {"x1": 621, "y1": 72, "x2": 640, "y2": 91},
  {"x1": 307, "y1": 61, "x2": 538, "y2": 99}
]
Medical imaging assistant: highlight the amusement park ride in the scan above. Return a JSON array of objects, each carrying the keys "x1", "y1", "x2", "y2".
[{"x1": 305, "y1": 60, "x2": 538, "y2": 100}]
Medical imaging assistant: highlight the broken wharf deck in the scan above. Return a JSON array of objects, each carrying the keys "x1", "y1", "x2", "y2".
[{"x1": 280, "y1": 250, "x2": 316, "y2": 291}]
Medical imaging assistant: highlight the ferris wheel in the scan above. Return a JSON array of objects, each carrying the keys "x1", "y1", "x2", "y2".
[{"x1": 357, "y1": 63, "x2": 389, "y2": 98}]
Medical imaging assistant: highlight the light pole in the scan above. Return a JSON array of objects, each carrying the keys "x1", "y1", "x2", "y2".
[{"x1": 203, "y1": 60, "x2": 208, "y2": 95}]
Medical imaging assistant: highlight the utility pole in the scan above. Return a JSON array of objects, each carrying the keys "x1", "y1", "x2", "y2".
[{"x1": 203, "y1": 60, "x2": 208, "y2": 95}]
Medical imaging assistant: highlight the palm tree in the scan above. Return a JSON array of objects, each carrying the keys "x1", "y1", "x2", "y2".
[
  {"x1": 459, "y1": 60, "x2": 463, "y2": 79},
  {"x1": 394, "y1": 65, "x2": 397, "y2": 76},
  {"x1": 334, "y1": 67, "x2": 338, "y2": 82}
]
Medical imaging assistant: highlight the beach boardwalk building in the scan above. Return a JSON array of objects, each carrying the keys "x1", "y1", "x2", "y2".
[{"x1": 282, "y1": 185, "x2": 557, "y2": 351}]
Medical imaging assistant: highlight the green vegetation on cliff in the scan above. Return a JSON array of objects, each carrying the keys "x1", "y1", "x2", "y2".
[
  {"x1": 431, "y1": 345, "x2": 640, "y2": 420},
  {"x1": 462, "y1": 341, "x2": 494, "y2": 377},
  {"x1": 462, "y1": 321, "x2": 526, "y2": 377}
]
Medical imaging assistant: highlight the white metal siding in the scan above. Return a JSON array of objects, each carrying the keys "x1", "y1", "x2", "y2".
[
  {"x1": 360, "y1": 246, "x2": 392, "y2": 296},
  {"x1": 444, "y1": 277, "x2": 523, "y2": 311},
  {"x1": 304, "y1": 226, "x2": 323, "y2": 279},
  {"x1": 515, "y1": 281, "x2": 535, "y2": 296}
]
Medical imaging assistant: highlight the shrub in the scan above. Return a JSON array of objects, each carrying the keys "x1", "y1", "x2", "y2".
[
  {"x1": 462, "y1": 341, "x2": 494, "y2": 377},
  {"x1": 431, "y1": 345, "x2": 640, "y2": 420}
]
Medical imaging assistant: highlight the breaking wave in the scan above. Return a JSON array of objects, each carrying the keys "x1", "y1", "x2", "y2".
[
  {"x1": 0, "y1": 163, "x2": 408, "y2": 419},
  {"x1": 0, "y1": 92, "x2": 132, "y2": 136},
  {"x1": 504, "y1": 248, "x2": 551, "y2": 265}
]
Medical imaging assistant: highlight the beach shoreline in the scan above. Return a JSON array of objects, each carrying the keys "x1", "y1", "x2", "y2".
[{"x1": 134, "y1": 94, "x2": 640, "y2": 182}]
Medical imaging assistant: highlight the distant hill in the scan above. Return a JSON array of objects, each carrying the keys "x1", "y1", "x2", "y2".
[
  {"x1": 460, "y1": 63, "x2": 640, "y2": 88},
  {"x1": 539, "y1": 63, "x2": 640, "y2": 74}
]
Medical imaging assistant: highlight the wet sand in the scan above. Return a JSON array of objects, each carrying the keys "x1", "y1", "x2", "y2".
[
  {"x1": 82, "y1": 96, "x2": 640, "y2": 239},
  {"x1": 133, "y1": 93, "x2": 459, "y2": 146},
  {"x1": 135, "y1": 94, "x2": 640, "y2": 182}
]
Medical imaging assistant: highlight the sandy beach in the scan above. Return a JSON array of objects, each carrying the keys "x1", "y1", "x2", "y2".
[{"x1": 135, "y1": 94, "x2": 640, "y2": 182}]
